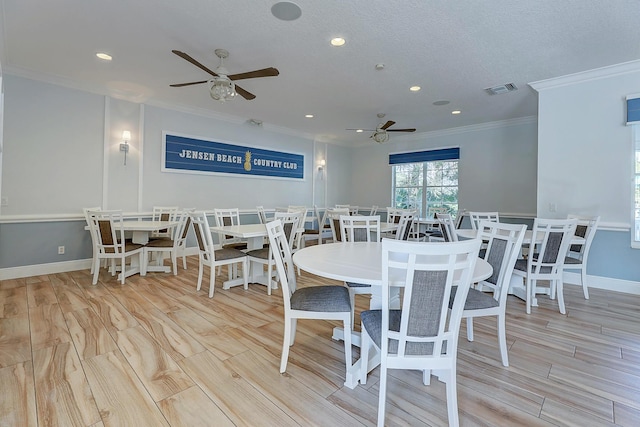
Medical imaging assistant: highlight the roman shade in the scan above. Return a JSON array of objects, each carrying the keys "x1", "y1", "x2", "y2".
[
  {"x1": 389, "y1": 147, "x2": 459, "y2": 165},
  {"x1": 626, "y1": 95, "x2": 640, "y2": 125}
]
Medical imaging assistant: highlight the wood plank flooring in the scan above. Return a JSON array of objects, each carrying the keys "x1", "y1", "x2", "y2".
[{"x1": 1, "y1": 256, "x2": 640, "y2": 426}]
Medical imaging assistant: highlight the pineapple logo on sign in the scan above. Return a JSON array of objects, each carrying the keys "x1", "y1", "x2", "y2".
[{"x1": 244, "y1": 151, "x2": 252, "y2": 171}]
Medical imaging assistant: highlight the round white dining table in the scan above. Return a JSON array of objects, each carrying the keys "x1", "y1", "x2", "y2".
[{"x1": 292, "y1": 241, "x2": 492, "y2": 288}]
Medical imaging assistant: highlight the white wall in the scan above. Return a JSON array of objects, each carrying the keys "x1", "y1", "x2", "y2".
[
  {"x1": 2, "y1": 75, "x2": 105, "y2": 215},
  {"x1": 349, "y1": 118, "x2": 538, "y2": 215},
  {"x1": 532, "y1": 61, "x2": 640, "y2": 226}
]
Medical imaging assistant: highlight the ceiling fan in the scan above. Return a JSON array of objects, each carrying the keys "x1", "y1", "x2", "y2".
[
  {"x1": 170, "y1": 49, "x2": 279, "y2": 101},
  {"x1": 347, "y1": 114, "x2": 416, "y2": 143}
]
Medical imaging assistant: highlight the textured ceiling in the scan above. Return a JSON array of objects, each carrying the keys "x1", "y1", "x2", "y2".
[{"x1": 2, "y1": 0, "x2": 640, "y2": 145}]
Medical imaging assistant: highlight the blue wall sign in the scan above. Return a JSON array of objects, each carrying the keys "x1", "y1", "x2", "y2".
[{"x1": 162, "y1": 133, "x2": 304, "y2": 179}]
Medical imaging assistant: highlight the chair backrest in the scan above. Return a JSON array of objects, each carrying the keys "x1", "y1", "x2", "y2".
[
  {"x1": 567, "y1": 214, "x2": 600, "y2": 260},
  {"x1": 152, "y1": 206, "x2": 179, "y2": 235},
  {"x1": 386, "y1": 207, "x2": 404, "y2": 224},
  {"x1": 265, "y1": 219, "x2": 298, "y2": 310},
  {"x1": 395, "y1": 211, "x2": 415, "y2": 241},
  {"x1": 436, "y1": 213, "x2": 458, "y2": 242},
  {"x1": 256, "y1": 206, "x2": 268, "y2": 224},
  {"x1": 87, "y1": 209, "x2": 126, "y2": 255},
  {"x1": 525, "y1": 218, "x2": 577, "y2": 275},
  {"x1": 469, "y1": 211, "x2": 500, "y2": 230},
  {"x1": 173, "y1": 209, "x2": 194, "y2": 246},
  {"x1": 369, "y1": 205, "x2": 379, "y2": 216},
  {"x1": 476, "y1": 220, "x2": 527, "y2": 304},
  {"x1": 379, "y1": 238, "x2": 481, "y2": 359},
  {"x1": 327, "y1": 208, "x2": 350, "y2": 242},
  {"x1": 83, "y1": 206, "x2": 102, "y2": 245},
  {"x1": 190, "y1": 211, "x2": 216, "y2": 259},
  {"x1": 340, "y1": 215, "x2": 381, "y2": 242},
  {"x1": 214, "y1": 208, "x2": 242, "y2": 244},
  {"x1": 274, "y1": 211, "x2": 302, "y2": 249},
  {"x1": 287, "y1": 205, "x2": 308, "y2": 230}
]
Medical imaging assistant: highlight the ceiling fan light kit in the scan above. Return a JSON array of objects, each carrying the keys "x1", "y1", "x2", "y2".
[
  {"x1": 209, "y1": 76, "x2": 236, "y2": 102},
  {"x1": 372, "y1": 131, "x2": 390, "y2": 143}
]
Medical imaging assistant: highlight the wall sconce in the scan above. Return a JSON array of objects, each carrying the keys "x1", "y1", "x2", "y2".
[
  {"x1": 317, "y1": 159, "x2": 326, "y2": 179},
  {"x1": 120, "y1": 130, "x2": 131, "y2": 165}
]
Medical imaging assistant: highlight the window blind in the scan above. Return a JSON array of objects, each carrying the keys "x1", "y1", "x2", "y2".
[
  {"x1": 626, "y1": 95, "x2": 640, "y2": 125},
  {"x1": 388, "y1": 147, "x2": 459, "y2": 165}
]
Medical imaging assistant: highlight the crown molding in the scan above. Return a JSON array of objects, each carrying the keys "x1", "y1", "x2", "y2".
[{"x1": 530, "y1": 59, "x2": 640, "y2": 92}]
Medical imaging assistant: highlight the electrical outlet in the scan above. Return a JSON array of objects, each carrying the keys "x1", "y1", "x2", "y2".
[
  {"x1": 58, "y1": 246, "x2": 65, "y2": 255},
  {"x1": 548, "y1": 203, "x2": 556, "y2": 212}
]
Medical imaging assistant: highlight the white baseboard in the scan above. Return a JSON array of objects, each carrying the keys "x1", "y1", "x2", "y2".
[
  {"x1": 563, "y1": 271, "x2": 640, "y2": 295},
  {"x1": 2, "y1": 254, "x2": 639, "y2": 296},
  {"x1": 0, "y1": 248, "x2": 201, "y2": 281}
]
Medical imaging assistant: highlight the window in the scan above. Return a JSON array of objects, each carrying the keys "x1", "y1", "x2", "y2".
[
  {"x1": 633, "y1": 125, "x2": 640, "y2": 246},
  {"x1": 390, "y1": 148, "x2": 459, "y2": 218}
]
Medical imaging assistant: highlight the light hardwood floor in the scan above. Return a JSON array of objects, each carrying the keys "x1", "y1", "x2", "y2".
[{"x1": 1, "y1": 256, "x2": 640, "y2": 426}]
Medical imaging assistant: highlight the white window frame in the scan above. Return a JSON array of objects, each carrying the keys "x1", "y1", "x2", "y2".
[
  {"x1": 632, "y1": 125, "x2": 640, "y2": 248},
  {"x1": 391, "y1": 159, "x2": 459, "y2": 218}
]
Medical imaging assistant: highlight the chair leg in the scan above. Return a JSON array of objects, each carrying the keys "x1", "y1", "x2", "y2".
[
  {"x1": 466, "y1": 317, "x2": 474, "y2": 341},
  {"x1": 497, "y1": 313, "x2": 509, "y2": 367},
  {"x1": 445, "y1": 368, "x2": 460, "y2": 427},
  {"x1": 280, "y1": 317, "x2": 293, "y2": 373},
  {"x1": 267, "y1": 262, "x2": 273, "y2": 296},
  {"x1": 525, "y1": 277, "x2": 532, "y2": 314},
  {"x1": 377, "y1": 362, "x2": 388, "y2": 427},
  {"x1": 359, "y1": 327, "x2": 370, "y2": 385},
  {"x1": 557, "y1": 279, "x2": 566, "y2": 314},
  {"x1": 581, "y1": 264, "x2": 589, "y2": 299},
  {"x1": 196, "y1": 256, "x2": 204, "y2": 291},
  {"x1": 172, "y1": 251, "x2": 178, "y2": 275},
  {"x1": 242, "y1": 259, "x2": 248, "y2": 290},
  {"x1": 208, "y1": 262, "x2": 216, "y2": 298},
  {"x1": 290, "y1": 318, "x2": 297, "y2": 345},
  {"x1": 343, "y1": 316, "x2": 352, "y2": 379},
  {"x1": 92, "y1": 258, "x2": 100, "y2": 285}
]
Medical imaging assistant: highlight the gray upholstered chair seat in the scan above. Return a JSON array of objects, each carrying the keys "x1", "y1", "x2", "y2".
[
  {"x1": 291, "y1": 286, "x2": 351, "y2": 312},
  {"x1": 361, "y1": 309, "x2": 437, "y2": 355},
  {"x1": 290, "y1": 286, "x2": 351, "y2": 312},
  {"x1": 214, "y1": 247, "x2": 247, "y2": 261},
  {"x1": 564, "y1": 256, "x2": 581, "y2": 264},
  {"x1": 146, "y1": 238, "x2": 174, "y2": 248},
  {"x1": 223, "y1": 242, "x2": 248, "y2": 251},
  {"x1": 449, "y1": 286, "x2": 499, "y2": 310},
  {"x1": 245, "y1": 247, "x2": 269, "y2": 259},
  {"x1": 514, "y1": 259, "x2": 552, "y2": 274}
]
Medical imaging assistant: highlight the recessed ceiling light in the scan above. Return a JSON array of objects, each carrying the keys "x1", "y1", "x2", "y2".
[
  {"x1": 271, "y1": 2, "x2": 302, "y2": 21},
  {"x1": 330, "y1": 37, "x2": 346, "y2": 47},
  {"x1": 356, "y1": 129, "x2": 364, "y2": 133},
  {"x1": 96, "y1": 52, "x2": 112, "y2": 61},
  {"x1": 433, "y1": 100, "x2": 450, "y2": 106},
  {"x1": 410, "y1": 86, "x2": 421, "y2": 92},
  {"x1": 452, "y1": 110, "x2": 461, "y2": 115},
  {"x1": 305, "y1": 114, "x2": 314, "y2": 118}
]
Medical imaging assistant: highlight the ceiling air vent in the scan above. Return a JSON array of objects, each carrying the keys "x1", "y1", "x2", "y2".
[{"x1": 485, "y1": 83, "x2": 518, "y2": 95}]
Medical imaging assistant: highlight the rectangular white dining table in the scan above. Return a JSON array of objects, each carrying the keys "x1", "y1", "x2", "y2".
[
  {"x1": 292, "y1": 241, "x2": 492, "y2": 389},
  {"x1": 209, "y1": 223, "x2": 271, "y2": 289}
]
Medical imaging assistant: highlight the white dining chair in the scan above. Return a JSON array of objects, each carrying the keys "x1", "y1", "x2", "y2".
[
  {"x1": 456, "y1": 220, "x2": 526, "y2": 366},
  {"x1": 265, "y1": 218, "x2": 353, "y2": 379},
  {"x1": 86, "y1": 209, "x2": 145, "y2": 285},
  {"x1": 564, "y1": 214, "x2": 600, "y2": 299},
  {"x1": 151, "y1": 206, "x2": 180, "y2": 239},
  {"x1": 359, "y1": 238, "x2": 481, "y2": 427},
  {"x1": 190, "y1": 211, "x2": 248, "y2": 297},
  {"x1": 512, "y1": 218, "x2": 577, "y2": 314},
  {"x1": 144, "y1": 209, "x2": 192, "y2": 275}
]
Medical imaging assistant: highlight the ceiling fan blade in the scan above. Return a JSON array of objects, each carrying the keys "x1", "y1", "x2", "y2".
[
  {"x1": 346, "y1": 128, "x2": 376, "y2": 131},
  {"x1": 387, "y1": 128, "x2": 417, "y2": 132},
  {"x1": 380, "y1": 120, "x2": 396, "y2": 130},
  {"x1": 228, "y1": 67, "x2": 280, "y2": 81},
  {"x1": 172, "y1": 50, "x2": 219, "y2": 77},
  {"x1": 170, "y1": 80, "x2": 208, "y2": 87},
  {"x1": 234, "y1": 85, "x2": 256, "y2": 100}
]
